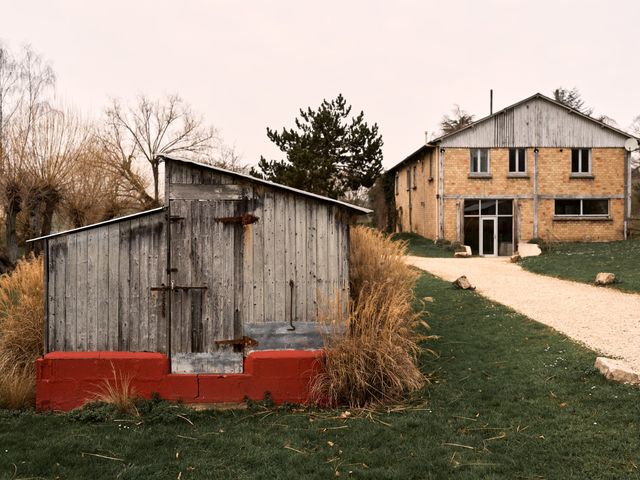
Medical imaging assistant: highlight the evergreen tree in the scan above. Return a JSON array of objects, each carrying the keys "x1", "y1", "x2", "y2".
[{"x1": 252, "y1": 94, "x2": 383, "y2": 199}]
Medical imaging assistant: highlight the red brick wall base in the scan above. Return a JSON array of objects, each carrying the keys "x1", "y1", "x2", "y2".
[{"x1": 36, "y1": 350, "x2": 324, "y2": 412}]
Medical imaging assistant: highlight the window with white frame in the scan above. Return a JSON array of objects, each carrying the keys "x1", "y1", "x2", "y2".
[
  {"x1": 412, "y1": 165, "x2": 418, "y2": 189},
  {"x1": 509, "y1": 148, "x2": 526, "y2": 174},
  {"x1": 554, "y1": 198, "x2": 608, "y2": 217},
  {"x1": 571, "y1": 148, "x2": 591, "y2": 174},
  {"x1": 470, "y1": 148, "x2": 490, "y2": 175}
]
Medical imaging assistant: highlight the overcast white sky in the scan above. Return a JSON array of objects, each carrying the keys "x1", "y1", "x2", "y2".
[{"x1": 3, "y1": 0, "x2": 639, "y2": 169}]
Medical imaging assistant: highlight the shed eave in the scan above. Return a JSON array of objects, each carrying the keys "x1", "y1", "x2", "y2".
[
  {"x1": 27, "y1": 207, "x2": 166, "y2": 243},
  {"x1": 160, "y1": 155, "x2": 372, "y2": 215}
]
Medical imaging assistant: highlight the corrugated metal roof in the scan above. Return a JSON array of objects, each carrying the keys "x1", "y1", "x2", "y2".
[
  {"x1": 161, "y1": 155, "x2": 372, "y2": 214},
  {"x1": 27, "y1": 207, "x2": 166, "y2": 243}
]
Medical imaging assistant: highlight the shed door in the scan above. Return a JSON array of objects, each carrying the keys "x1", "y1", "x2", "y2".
[{"x1": 169, "y1": 192, "x2": 253, "y2": 373}]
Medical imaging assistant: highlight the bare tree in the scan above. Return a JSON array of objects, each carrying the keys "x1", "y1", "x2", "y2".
[
  {"x1": 440, "y1": 105, "x2": 475, "y2": 135},
  {"x1": 100, "y1": 94, "x2": 219, "y2": 206},
  {"x1": 62, "y1": 143, "x2": 139, "y2": 228},
  {"x1": 0, "y1": 44, "x2": 55, "y2": 263},
  {"x1": 20, "y1": 107, "x2": 93, "y2": 247}
]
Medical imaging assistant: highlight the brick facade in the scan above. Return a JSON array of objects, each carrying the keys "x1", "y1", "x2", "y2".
[
  {"x1": 393, "y1": 146, "x2": 627, "y2": 249},
  {"x1": 394, "y1": 148, "x2": 438, "y2": 239}
]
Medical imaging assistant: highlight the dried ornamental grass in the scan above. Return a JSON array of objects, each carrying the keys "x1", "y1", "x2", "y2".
[
  {"x1": 0, "y1": 255, "x2": 44, "y2": 409},
  {"x1": 312, "y1": 226, "x2": 429, "y2": 407},
  {"x1": 93, "y1": 364, "x2": 139, "y2": 415}
]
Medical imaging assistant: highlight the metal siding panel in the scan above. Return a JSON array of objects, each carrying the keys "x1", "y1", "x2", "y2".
[{"x1": 440, "y1": 97, "x2": 628, "y2": 148}]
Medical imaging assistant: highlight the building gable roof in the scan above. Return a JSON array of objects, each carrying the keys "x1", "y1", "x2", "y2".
[
  {"x1": 430, "y1": 92, "x2": 635, "y2": 145},
  {"x1": 388, "y1": 92, "x2": 637, "y2": 172}
]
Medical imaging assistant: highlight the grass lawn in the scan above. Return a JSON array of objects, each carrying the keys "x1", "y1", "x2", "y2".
[
  {"x1": 521, "y1": 240, "x2": 640, "y2": 293},
  {"x1": 2, "y1": 273, "x2": 640, "y2": 479},
  {"x1": 392, "y1": 232, "x2": 454, "y2": 258}
]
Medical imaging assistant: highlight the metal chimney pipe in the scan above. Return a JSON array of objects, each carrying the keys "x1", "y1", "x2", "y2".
[{"x1": 490, "y1": 89, "x2": 493, "y2": 115}]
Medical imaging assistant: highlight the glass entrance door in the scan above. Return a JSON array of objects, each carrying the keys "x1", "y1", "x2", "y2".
[{"x1": 480, "y1": 217, "x2": 497, "y2": 256}]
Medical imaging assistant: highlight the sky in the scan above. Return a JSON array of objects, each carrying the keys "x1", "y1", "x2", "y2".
[{"x1": 2, "y1": 0, "x2": 639, "y2": 170}]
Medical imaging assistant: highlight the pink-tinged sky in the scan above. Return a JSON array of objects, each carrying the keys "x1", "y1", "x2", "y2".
[{"x1": 3, "y1": 0, "x2": 639, "y2": 169}]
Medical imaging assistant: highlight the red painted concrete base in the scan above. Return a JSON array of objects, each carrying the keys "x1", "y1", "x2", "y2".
[{"x1": 36, "y1": 350, "x2": 324, "y2": 412}]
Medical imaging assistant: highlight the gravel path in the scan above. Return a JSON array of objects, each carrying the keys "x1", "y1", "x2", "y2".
[{"x1": 407, "y1": 255, "x2": 640, "y2": 372}]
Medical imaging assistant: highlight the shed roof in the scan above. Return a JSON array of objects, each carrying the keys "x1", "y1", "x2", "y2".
[
  {"x1": 161, "y1": 155, "x2": 372, "y2": 214},
  {"x1": 29, "y1": 156, "x2": 370, "y2": 242}
]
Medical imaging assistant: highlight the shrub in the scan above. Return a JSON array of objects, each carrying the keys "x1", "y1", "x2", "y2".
[
  {"x1": 312, "y1": 226, "x2": 428, "y2": 407},
  {"x1": 0, "y1": 255, "x2": 44, "y2": 409}
]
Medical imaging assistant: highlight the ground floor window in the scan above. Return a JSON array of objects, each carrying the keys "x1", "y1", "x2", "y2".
[
  {"x1": 554, "y1": 198, "x2": 608, "y2": 217},
  {"x1": 463, "y1": 199, "x2": 513, "y2": 256}
]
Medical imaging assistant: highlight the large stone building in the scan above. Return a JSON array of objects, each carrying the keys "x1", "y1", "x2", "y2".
[{"x1": 388, "y1": 93, "x2": 636, "y2": 256}]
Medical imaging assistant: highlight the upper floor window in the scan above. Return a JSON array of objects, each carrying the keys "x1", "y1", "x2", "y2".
[
  {"x1": 394, "y1": 173, "x2": 399, "y2": 195},
  {"x1": 571, "y1": 148, "x2": 591, "y2": 175},
  {"x1": 554, "y1": 198, "x2": 608, "y2": 217},
  {"x1": 429, "y1": 157, "x2": 433, "y2": 178},
  {"x1": 406, "y1": 168, "x2": 411, "y2": 191},
  {"x1": 470, "y1": 148, "x2": 490, "y2": 175},
  {"x1": 412, "y1": 165, "x2": 418, "y2": 189},
  {"x1": 509, "y1": 148, "x2": 526, "y2": 174}
]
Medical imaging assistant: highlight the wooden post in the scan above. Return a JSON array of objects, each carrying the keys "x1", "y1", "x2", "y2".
[{"x1": 43, "y1": 239, "x2": 49, "y2": 355}]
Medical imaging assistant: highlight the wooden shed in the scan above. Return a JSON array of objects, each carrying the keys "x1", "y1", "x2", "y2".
[{"x1": 31, "y1": 156, "x2": 369, "y2": 374}]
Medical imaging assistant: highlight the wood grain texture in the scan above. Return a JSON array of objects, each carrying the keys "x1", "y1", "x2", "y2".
[{"x1": 44, "y1": 160, "x2": 353, "y2": 368}]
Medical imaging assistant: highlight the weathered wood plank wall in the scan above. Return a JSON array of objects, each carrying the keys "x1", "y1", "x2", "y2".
[
  {"x1": 47, "y1": 211, "x2": 167, "y2": 352},
  {"x1": 46, "y1": 159, "x2": 352, "y2": 355},
  {"x1": 167, "y1": 161, "x2": 350, "y2": 333}
]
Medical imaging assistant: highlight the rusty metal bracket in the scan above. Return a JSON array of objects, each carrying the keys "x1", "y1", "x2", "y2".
[
  {"x1": 214, "y1": 214, "x2": 259, "y2": 225},
  {"x1": 215, "y1": 336, "x2": 259, "y2": 348}
]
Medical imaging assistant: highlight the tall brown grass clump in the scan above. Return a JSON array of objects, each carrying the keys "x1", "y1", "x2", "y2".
[
  {"x1": 0, "y1": 255, "x2": 44, "y2": 409},
  {"x1": 312, "y1": 226, "x2": 428, "y2": 407}
]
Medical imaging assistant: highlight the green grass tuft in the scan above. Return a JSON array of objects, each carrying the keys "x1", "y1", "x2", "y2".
[
  {"x1": 391, "y1": 232, "x2": 455, "y2": 258},
  {"x1": 521, "y1": 240, "x2": 640, "y2": 292}
]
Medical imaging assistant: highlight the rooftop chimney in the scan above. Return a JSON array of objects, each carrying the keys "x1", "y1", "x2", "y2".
[{"x1": 490, "y1": 89, "x2": 493, "y2": 115}]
